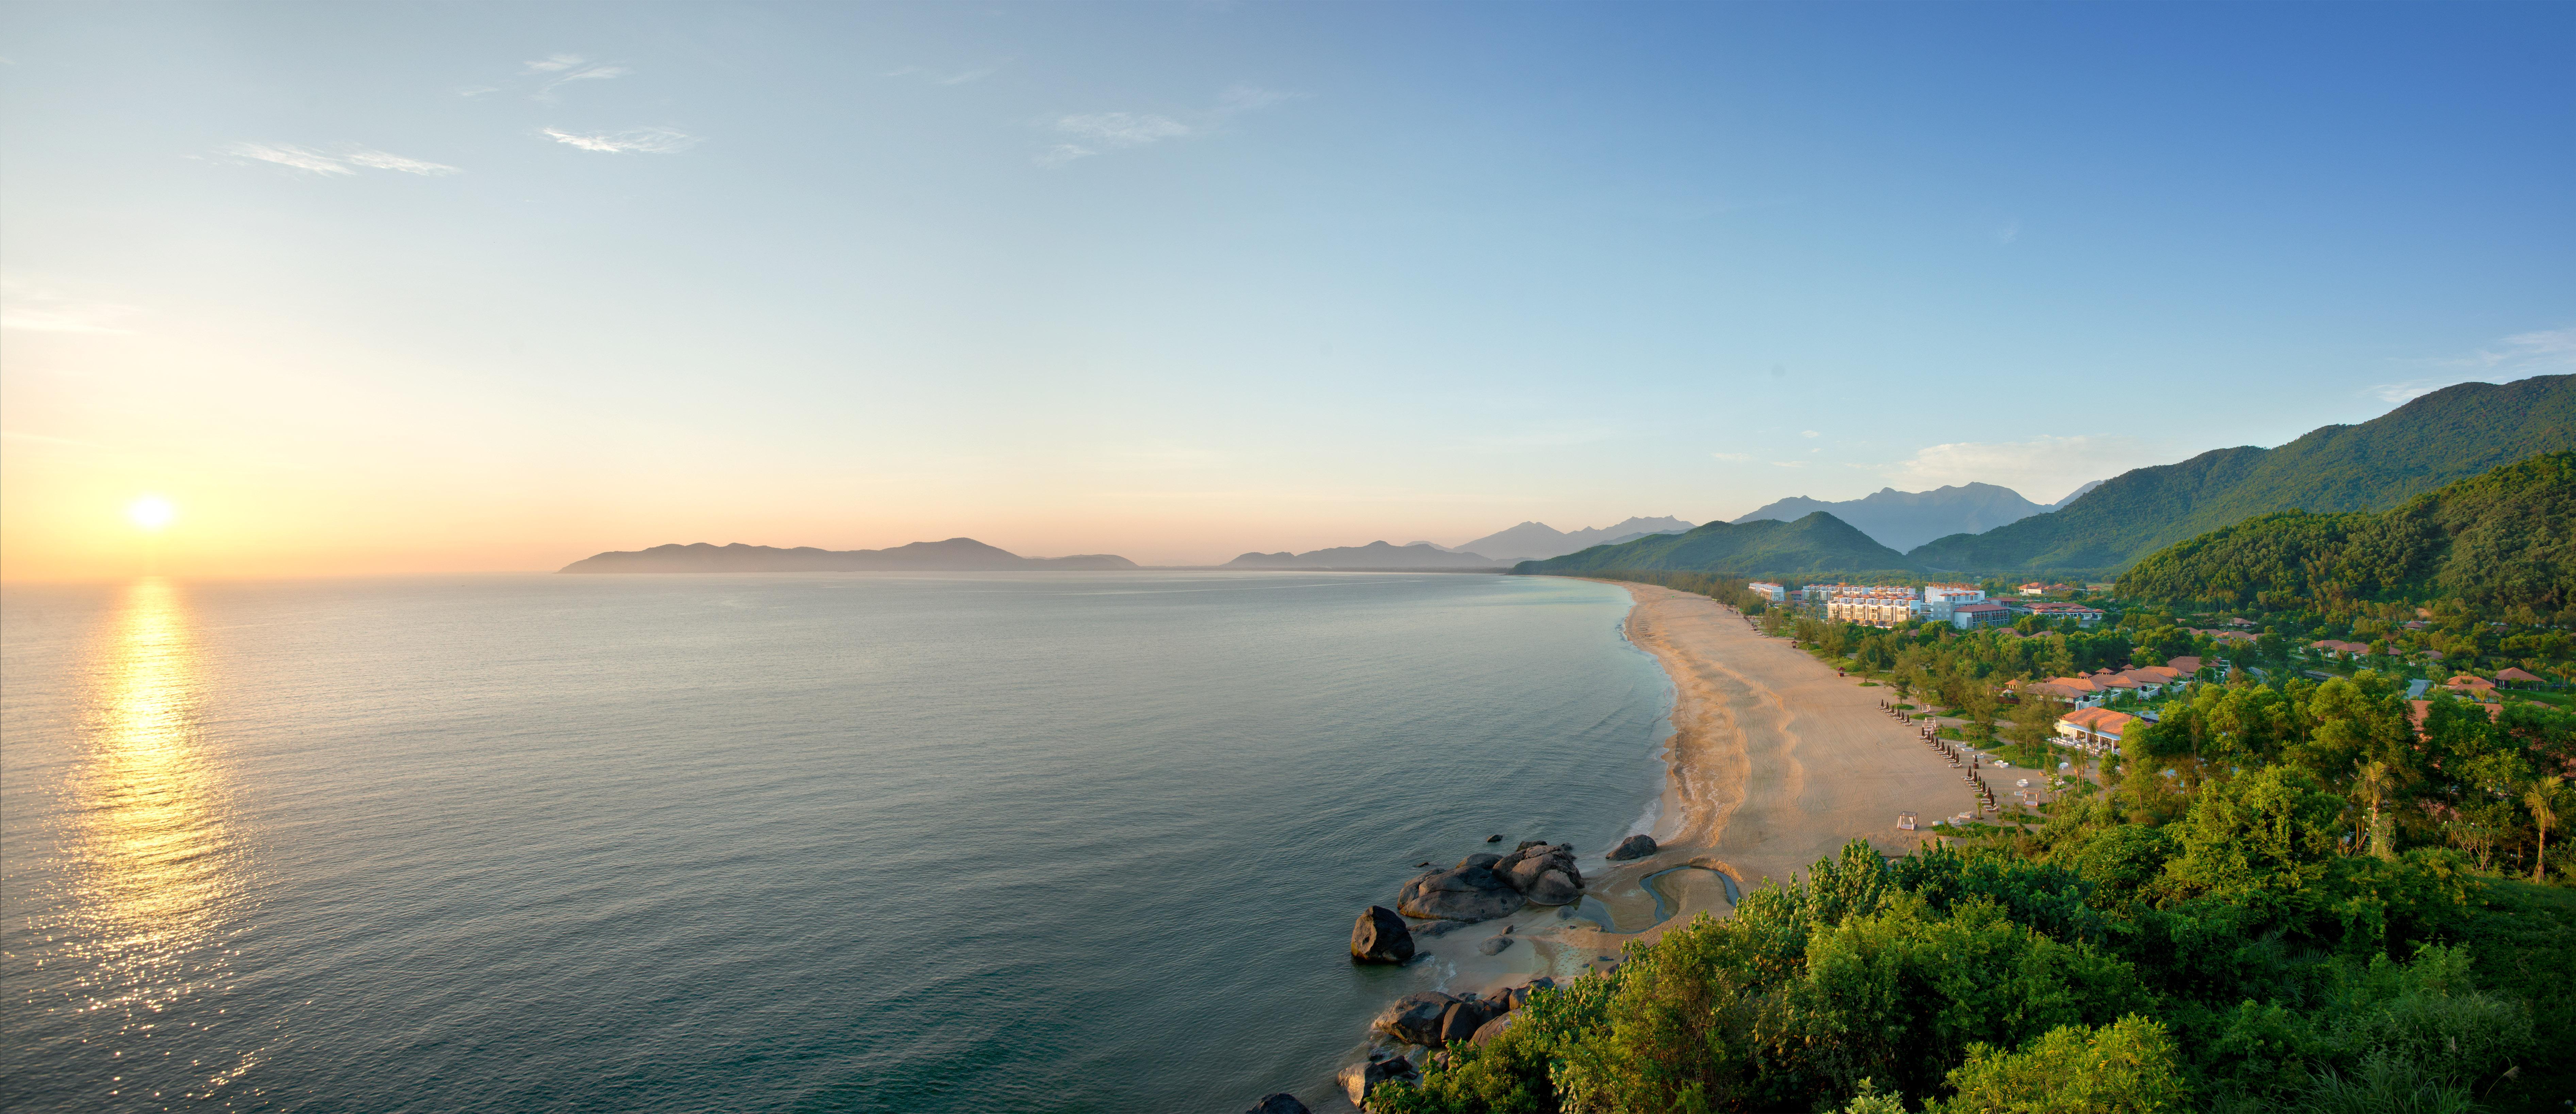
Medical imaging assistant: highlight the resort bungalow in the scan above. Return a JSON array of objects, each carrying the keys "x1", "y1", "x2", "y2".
[
  {"x1": 2495, "y1": 667, "x2": 2549, "y2": 688},
  {"x1": 2020, "y1": 602, "x2": 2104, "y2": 627},
  {"x1": 2444, "y1": 674, "x2": 2498, "y2": 698},
  {"x1": 2056, "y1": 707, "x2": 2139, "y2": 754},
  {"x1": 1950, "y1": 600, "x2": 2011, "y2": 630},
  {"x1": 2308, "y1": 639, "x2": 2373, "y2": 659}
]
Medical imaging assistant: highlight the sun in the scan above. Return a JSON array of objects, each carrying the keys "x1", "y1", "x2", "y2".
[{"x1": 128, "y1": 496, "x2": 176, "y2": 532}]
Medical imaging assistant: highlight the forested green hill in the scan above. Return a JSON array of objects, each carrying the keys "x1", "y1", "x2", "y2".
[
  {"x1": 1515, "y1": 511, "x2": 1919, "y2": 577},
  {"x1": 2115, "y1": 451, "x2": 2576, "y2": 619},
  {"x1": 1908, "y1": 375, "x2": 2576, "y2": 576}
]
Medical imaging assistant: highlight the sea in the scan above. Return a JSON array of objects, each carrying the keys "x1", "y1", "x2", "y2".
[{"x1": 0, "y1": 571, "x2": 1673, "y2": 1113}]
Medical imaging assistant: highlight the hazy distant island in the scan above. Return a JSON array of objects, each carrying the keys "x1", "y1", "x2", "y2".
[
  {"x1": 1224, "y1": 541, "x2": 1508, "y2": 570},
  {"x1": 559, "y1": 538, "x2": 1138, "y2": 573}
]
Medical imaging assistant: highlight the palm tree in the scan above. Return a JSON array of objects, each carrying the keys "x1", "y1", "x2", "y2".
[
  {"x1": 2528, "y1": 776, "x2": 2563, "y2": 884},
  {"x1": 2356, "y1": 760, "x2": 2396, "y2": 859}
]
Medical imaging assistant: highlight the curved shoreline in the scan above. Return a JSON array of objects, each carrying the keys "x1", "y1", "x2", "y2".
[
  {"x1": 1572, "y1": 580, "x2": 1970, "y2": 939},
  {"x1": 1315, "y1": 579, "x2": 1974, "y2": 1108}
]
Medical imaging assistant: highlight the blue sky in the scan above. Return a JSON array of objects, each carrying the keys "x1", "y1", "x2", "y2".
[{"x1": 3, "y1": 1, "x2": 2570, "y2": 573}]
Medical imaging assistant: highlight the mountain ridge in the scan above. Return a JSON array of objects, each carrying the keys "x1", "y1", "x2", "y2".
[
  {"x1": 1906, "y1": 375, "x2": 2576, "y2": 576},
  {"x1": 1457, "y1": 516, "x2": 1695, "y2": 563},
  {"x1": 1515, "y1": 512, "x2": 1920, "y2": 577},
  {"x1": 1222, "y1": 541, "x2": 1505, "y2": 570},
  {"x1": 1732, "y1": 482, "x2": 2052, "y2": 551}
]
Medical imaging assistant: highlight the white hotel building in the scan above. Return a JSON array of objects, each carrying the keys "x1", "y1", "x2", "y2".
[{"x1": 1816, "y1": 583, "x2": 1989, "y2": 628}]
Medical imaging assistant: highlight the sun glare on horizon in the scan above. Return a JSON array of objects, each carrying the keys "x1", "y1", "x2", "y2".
[{"x1": 128, "y1": 496, "x2": 176, "y2": 532}]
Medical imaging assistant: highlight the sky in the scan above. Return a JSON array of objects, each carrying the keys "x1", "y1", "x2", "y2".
[{"x1": 2, "y1": 1, "x2": 2571, "y2": 578}]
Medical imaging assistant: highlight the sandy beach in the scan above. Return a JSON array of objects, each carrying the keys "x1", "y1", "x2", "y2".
[{"x1": 1406, "y1": 580, "x2": 1978, "y2": 996}]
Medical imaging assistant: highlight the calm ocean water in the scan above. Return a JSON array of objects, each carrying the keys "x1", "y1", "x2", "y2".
[{"x1": 1, "y1": 571, "x2": 1670, "y2": 1112}]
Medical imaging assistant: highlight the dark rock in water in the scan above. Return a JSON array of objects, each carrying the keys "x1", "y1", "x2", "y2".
[
  {"x1": 1608, "y1": 834, "x2": 1658, "y2": 861},
  {"x1": 1397, "y1": 863, "x2": 1526, "y2": 922},
  {"x1": 1458, "y1": 852, "x2": 1503, "y2": 870},
  {"x1": 1499, "y1": 843, "x2": 1585, "y2": 893},
  {"x1": 1470, "y1": 1012, "x2": 1518, "y2": 1046},
  {"x1": 1436, "y1": 1000, "x2": 1500, "y2": 1044},
  {"x1": 1516, "y1": 839, "x2": 1549, "y2": 851},
  {"x1": 1477, "y1": 935, "x2": 1513, "y2": 955},
  {"x1": 1351, "y1": 905, "x2": 1416, "y2": 964},
  {"x1": 1246, "y1": 1094, "x2": 1311, "y2": 1114},
  {"x1": 1523, "y1": 868, "x2": 1582, "y2": 907},
  {"x1": 1338, "y1": 1055, "x2": 1417, "y2": 1106},
  {"x1": 1485, "y1": 833, "x2": 1503, "y2": 842},
  {"x1": 1371, "y1": 992, "x2": 1457, "y2": 1045},
  {"x1": 1413, "y1": 861, "x2": 1431, "y2": 868}
]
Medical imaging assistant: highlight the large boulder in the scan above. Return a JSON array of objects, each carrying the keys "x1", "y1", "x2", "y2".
[
  {"x1": 1395, "y1": 861, "x2": 1526, "y2": 922},
  {"x1": 1607, "y1": 834, "x2": 1658, "y2": 861},
  {"x1": 1469, "y1": 1012, "x2": 1518, "y2": 1046},
  {"x1": 1436, "y1": 1000, "x2": 1501, "y2": 1044},
  {"x1": 1245, "y1": 1095, "x2": 1311, "y2": 1114},
  {"x1": 1350, "y1": 906, "x2": 1415, "y2": 964},
  {"x1": 1498, "y1": 843, "x2": 1584, "y2": 892},
  {"x1": 1370, "y1": 991, "x2": 1457, "y2": 1045},
  {"x1": 1523, "y1": 868, "x2": 1582, "y2": 906},
  {"x1": 1477, "y1": 935, "x2": 1513, "y2": 955},
  {"x1": 1338, "y1": 1056, "x2": 1417, "y2": 1107}
]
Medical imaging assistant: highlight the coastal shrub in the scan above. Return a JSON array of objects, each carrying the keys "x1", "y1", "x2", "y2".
[
  {"x1": 1364, "y1": 834, "x2": 2568, "y2": 1114},
  {"x1": 1930, "y1": 1014, "x2": 2191, "y2": 1114}
]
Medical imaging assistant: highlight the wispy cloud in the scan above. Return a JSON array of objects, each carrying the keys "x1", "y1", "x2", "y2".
[
  {"x1": 1995, "y1": 218, "x2": 2021, "y2": 245},
  {"x1": 2369, "y1": 327, "x2": 2576, "y2": 403},
  {"x1": 1036, "y1": 84, "x2": 1303, "y2": 167},
  {"x1": 541, "y1": 64, "x2": 629, "y2": 96},
  {"x1": 1770, "y1": 461, "x2": 1809, "y2": 468},
  {"x1": 1883, "y1": 434, "x2": 2148, "y2": 500},
  {"x1": 341, "y1": 148, "x2": 462, "y2": 175},
  {"x1": 1, "y1": 279, "x2": 140, "y2": 334},
  {"x1": 224, "y1": 142, "x2": 458, "y2": 176},
  {"x1": 228, "y1": 142, "x2": 353, "y2": 175},
  {"x1": 1800, "y1": 430, "x2": 1820, "y2": 438},
  {"x1": 523, "y1": 53, "x2": 586, "y2": 74},
  {"x1": 541, "y1": 127, "x2": 698, "y2": 154}
]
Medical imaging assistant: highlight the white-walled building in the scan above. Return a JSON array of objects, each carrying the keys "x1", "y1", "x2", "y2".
[
  {"x1": 1746, "y1": 581, "x2": 1787, "y2": 603},
  {"x1": 1826, "y1": 590, "x2": 1926, "y2": 628},
  {"x1": 1920, "y1": 583, "x2": 1986, "y2": 622}
]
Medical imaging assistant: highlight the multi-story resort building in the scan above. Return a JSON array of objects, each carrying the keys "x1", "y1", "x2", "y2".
[
  {"x1": 1825, "y1": 588, "x2": 1924, "y2": 628},
  {"x1": 1745, "y1": 581, "x2": 1787, "y2": 603}
]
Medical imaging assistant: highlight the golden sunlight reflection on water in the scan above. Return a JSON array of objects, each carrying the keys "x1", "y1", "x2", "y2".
[{"x1": 55, "y1": 578, "x2": 261, "y2": 1101}]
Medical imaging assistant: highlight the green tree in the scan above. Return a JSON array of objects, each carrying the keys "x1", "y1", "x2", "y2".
[
  {"x1": 2528, "y1": 775, "x2": 2564, "y2": 883},
  {"x1": 1932, "y1": 1015, "x2": 2190, "y2": 1114}
]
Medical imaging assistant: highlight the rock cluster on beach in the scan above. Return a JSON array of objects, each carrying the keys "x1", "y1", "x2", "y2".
[
  {"x1": 1395, "y1": 842, "x2": 1584, "y2": 921},
  {"x1": 1368, "y1": 979, "x2": 1561, "y2": 1050}
]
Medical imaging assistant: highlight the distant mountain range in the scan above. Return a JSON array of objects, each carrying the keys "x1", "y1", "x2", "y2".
[
  {"x1": 1732, "y1": 483, "x2": 2067, "y2": 552},
  {"x1": 1455, "y1": 517, "x2": 1696, "y2": 563},
  {"x1": 1521, "y1": 374, "x2": 2576, "y2": 581},
  {"x1": 561, "y1": 538, "x2": 1137, "y2": 573},
  {"x1": 1223, "y1": 541, "x2": 1506, "y2": 570},
  {"x1": 1518, "y1": 513, "x2": 1913, "y2": 577},
  {"x1": 1908, "y1": 375, "x2": 2576, "y2": 575}
]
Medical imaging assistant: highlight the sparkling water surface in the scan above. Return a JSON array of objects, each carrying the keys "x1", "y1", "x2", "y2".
[{"x1": 2, "y1": 572, "x2": 1669, "y2": 1112}]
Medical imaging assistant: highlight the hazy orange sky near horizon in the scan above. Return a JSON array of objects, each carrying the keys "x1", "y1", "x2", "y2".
[{"x1": 5, "y1": 3, "x2": 2568, "y2": 582}]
